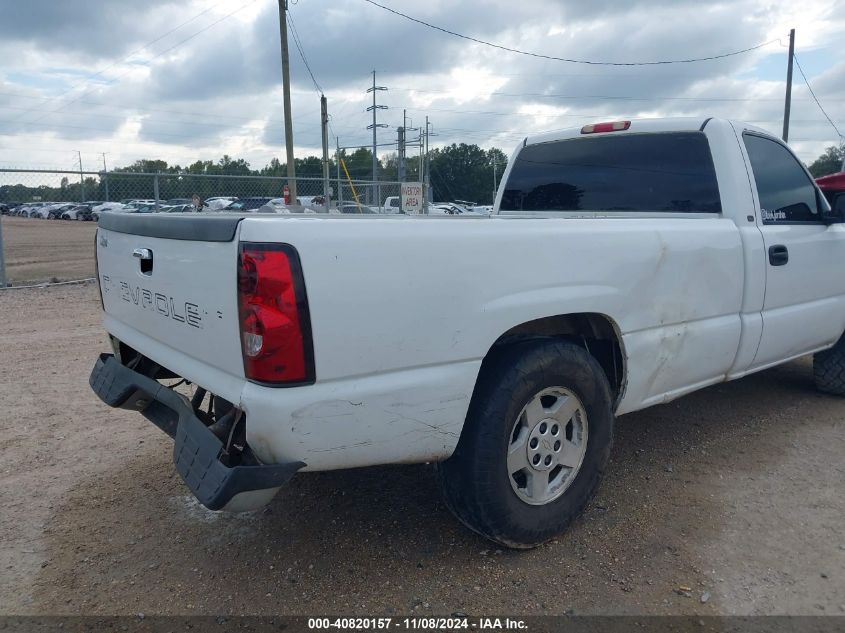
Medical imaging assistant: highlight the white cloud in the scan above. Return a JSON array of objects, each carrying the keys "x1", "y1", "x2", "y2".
[{"x1": 0, "y1": 0, "x2": 841, "y2": 172}]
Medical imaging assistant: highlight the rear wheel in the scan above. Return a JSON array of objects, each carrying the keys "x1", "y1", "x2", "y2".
[
  {"x1": 436, "y1": 339, "x2": 614, "y2": 548},
  {"x1": 814, "y1": 334, "x2": 845, "y2": 395}
]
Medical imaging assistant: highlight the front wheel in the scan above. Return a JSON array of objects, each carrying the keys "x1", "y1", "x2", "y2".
[
  {"x1": 814, "y1": 334, "x2": 845, "y2": 395},
  {"x1": 436, "y1": 340, "x2": 614, "y2": 549}
]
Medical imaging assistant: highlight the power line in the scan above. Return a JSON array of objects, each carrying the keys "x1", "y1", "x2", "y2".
[
  {"x1": 390, "y1": 86, "x2": 842, "y2": 103},
  {"x1": 360, "y1": 0, "x2": 779, "y2": 66},
  {"x1": 792, "y1": 53, "x2": 842, "y2": 139},
  {"x1": 3, "y1": 83, "x2": 838, "y2": 129},
  {"x1": 287, "y1": 12, "x2": 323, "y2": 95},
  {"x1": 396, "y1": 104, "x2": 834, "y2": 125}
]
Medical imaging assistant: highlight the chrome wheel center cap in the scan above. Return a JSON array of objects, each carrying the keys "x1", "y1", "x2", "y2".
[{"x1": 526, "y1": 417, "x2": 562, "y2": 471}]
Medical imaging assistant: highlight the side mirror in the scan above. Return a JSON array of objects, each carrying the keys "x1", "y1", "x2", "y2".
[
  {"x1": 833, "y1": 194, "x2": 845, "y2": 217},
  {"x1": 820, "y1": 190, "x2": 845, "y2": 224}
]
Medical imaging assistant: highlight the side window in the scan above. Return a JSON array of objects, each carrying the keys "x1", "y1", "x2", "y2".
[{"x1": 742, "y1": 133, "x2": 821, "y2": 223}]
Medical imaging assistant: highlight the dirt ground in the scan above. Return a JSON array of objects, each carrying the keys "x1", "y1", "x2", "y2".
[
  {"x1": 1, "y1": 216, "x2": 97, "y2": 284},
  {"x1": 0, "y1": 282, "x2": 843, "y2": 617}
]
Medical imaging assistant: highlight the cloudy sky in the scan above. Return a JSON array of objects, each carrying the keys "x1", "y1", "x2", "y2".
[{"x1": 0, "y1": 0, "x2": 842, "y2": 173}]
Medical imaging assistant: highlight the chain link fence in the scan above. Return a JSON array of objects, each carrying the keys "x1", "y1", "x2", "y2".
[
  {"x1": 0, "y1": 168, "x2": 412, "y2": 286},
  {"x1": 0, "y1": 168, "x2": 404, "y2": 211}
]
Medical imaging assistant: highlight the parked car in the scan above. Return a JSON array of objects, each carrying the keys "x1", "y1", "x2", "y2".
[
  {"x1": 90, "y1": 117, "x2": 845, "y2": 548},
  {"x1": 222, "y1": 197, "x2": 273, "y2": 212},
  {"x1": 252, "y1": 202, "x2": 290, "y2": 214},
  {"x1": 437, "y1": 202, "x2": 488, "y2": 216},
  {"x1": 30, "y1": 203, "x2": 69, "y2": 219},
  {"x1": 125, "y1": 202, "x2": 161, "y2": 213},
  {"x1": 206, "y1": 196, "x2": 238, "y2": 210},
  {"x1": 60, "y1": 205, "x2": 93, "y2": 220},
  {"x1": 2, "y1": 202, "x2": 24, "y2": 215},
  {"x1": 157, "y1": 204, "x2": 196, "y2": 213},
  {"x1": 22, "y1": 203, "x2": 48, "y2": 217},
  {"x1": 264, "y1": 198, "x2": 317, "y2": 214},
  {"x1": 338, "y1": 203, "x2": 377, "y2": 214},
  {"x1": 307, "y1": 195, "x2": 333, "y2": 212},
  {"x1": 51, "y1": 204, "x2": 77, "y2": 219},
  {"x1": 430, "y1": 202, "x2": 469, "y2": 215},
  {"x1": 382, "y1": 196, "x2": 402, "y2": 213},
  {"x1": 93, "y1": 202, "x2": 127, "y2": 214}
]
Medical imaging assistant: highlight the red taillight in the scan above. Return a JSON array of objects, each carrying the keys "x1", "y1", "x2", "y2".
[
  {"x1": 581, "y1": 121, "x2": 631, "y2": 134},
  {"x1": 237, "y1": 243, "x2": 314, "y2": 385}
]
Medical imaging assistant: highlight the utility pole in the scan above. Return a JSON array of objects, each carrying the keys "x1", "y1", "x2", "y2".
[
  {"x1": 400, "y1": 112, "x2": 420, "y2": 184},
  {"x1": 398, "y1": 110, "x2": 406, "y2": 182},
  {"x1": 782, "y1": 28, "x2": 795, "y2": 143},
  {"x1": 320, "y1": 94, "x2": 330, "y2": 211},
  {"x1": 278, "y1": 0, "x2": 297, "y2": 203},
  {"x1": 0, "y1": 213, "x2": 6, "y2": 287},
  {"x1": 397, "y1": 123, "x2": 406, "y2": 214},
  {"x1": 366, "y1": 70, "x2": 387, "y2": 206},
  {"x1": 423, "y1": 117, "x2": 431, "y2": 211},
  {"x1": 77, "y1": 151, "x2": 84, "y2": 203},
  {"x1": 336, "y1": 137, "x2": 343, "y2": 207},
  {"x1": 492, "y1": 160, "x2": 498, "y2": 205},
  {"x1": 102, "y1": 152, "x2": 109, "y2": 202}
]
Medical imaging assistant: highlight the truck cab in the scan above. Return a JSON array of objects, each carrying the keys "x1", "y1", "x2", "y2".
[{"x1": 383, "y1": 196, "x2": 401, "y2": 213}]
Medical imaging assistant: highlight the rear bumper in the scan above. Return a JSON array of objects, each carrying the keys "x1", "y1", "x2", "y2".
[{"x1": 89, "y1": 353, "x2": 303, "y2": 511}]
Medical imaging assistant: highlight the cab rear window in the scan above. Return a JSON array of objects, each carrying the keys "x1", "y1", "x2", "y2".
[{"x1": 500, "y1": 132, "x2": 722, "y2": 214}]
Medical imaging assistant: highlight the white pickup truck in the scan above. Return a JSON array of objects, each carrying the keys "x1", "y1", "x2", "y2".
[{"x1": 90, "y1": 117, "x2": 845, "y2": 548}]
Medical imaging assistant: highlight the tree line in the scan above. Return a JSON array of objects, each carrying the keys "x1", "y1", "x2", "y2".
[{"x1": 808, "y1": 146, "x2": 844, "y2": 178}]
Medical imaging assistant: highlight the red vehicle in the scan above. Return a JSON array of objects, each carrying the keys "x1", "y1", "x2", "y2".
[{"x1": 816, "y1": 171, "x2": 845, "y2": 212}]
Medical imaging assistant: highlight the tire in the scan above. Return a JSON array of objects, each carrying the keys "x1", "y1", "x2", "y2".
[
  {"x1": 436, "y1": 339, "x2": 614, "y2": 549},
  {"x1": 813, "y1": 334, "x2": 845, "y2": 395}
]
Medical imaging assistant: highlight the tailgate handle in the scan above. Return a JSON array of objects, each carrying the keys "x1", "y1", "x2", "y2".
[{"x1": 133, "y1": 248, "x2": 154, "y2": 275}]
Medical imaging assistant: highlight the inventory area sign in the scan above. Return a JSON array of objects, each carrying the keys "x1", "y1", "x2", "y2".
[{"x1": 401, "y1": 182, "x2": 424, "y2": 214}]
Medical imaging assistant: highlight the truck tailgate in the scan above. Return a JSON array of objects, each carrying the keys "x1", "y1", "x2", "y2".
[{"x1": 96, "y1": 213, "x2": 245, "y2": 383}]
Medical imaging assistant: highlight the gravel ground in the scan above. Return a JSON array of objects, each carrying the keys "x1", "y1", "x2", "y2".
[
  {"x1": 0, "y1": 283, "x2": 843, "y2": 616},
  {"x1": 1, "y1": 216, "x2": 97, "y2": 284}
]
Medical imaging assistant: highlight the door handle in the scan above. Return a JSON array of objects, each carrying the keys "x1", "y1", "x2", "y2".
[{"x1": 768, "y1": 244, "x2": 788, "y2": 266}]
